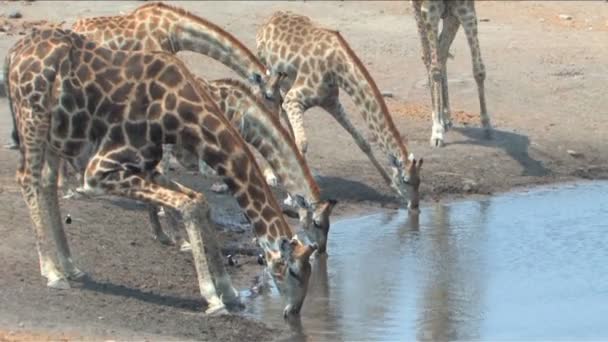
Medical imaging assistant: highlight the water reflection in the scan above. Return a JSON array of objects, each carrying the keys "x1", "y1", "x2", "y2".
[
  {"x1": 416, "y1": 201, "x2": 489, "y2": 341},
  {"x1": 245, "y1": 182, "x2": 608, "y2": 341}
]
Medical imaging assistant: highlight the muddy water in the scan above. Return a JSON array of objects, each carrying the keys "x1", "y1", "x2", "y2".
[{"x1": 244, "y1": 181, "x2": 608, "y2": 341}]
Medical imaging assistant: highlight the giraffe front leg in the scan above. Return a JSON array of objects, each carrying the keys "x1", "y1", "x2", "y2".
[
  {"x1": 147, "y1": 204, "x2": 176, "y2": 246},
  {"x1": 86, "y1": 167, "x2": 239, "y2": 313},
  {"x1": 282, "y1": 91, "x2": 309, "y2": 157}
]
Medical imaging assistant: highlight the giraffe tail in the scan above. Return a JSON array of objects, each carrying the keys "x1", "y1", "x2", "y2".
[{"x1": 3, "y1": 52, "x2": 19, "y2": 148}]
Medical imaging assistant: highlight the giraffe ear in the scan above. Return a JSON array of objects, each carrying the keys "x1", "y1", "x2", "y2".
[
  {"x1": 293, "y1": 195, "x2": 311, "y2": 210},
  {"x1": 389, "y1": 155, "x2": 402, "y2": 169},
  {"x1": 250, "y1": 72, "x2": 263, "y2": 85}
]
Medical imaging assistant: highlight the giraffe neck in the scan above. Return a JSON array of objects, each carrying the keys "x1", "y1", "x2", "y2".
[
  {"x1": 137, "y1": 3, "x2": 267, "y2": 83},
  {"x1": 206, "y1": 78, "x2": 321, "y2": 206},
  {"x1": 330, "y1": 31, "x2": 410, "y2": 166}
]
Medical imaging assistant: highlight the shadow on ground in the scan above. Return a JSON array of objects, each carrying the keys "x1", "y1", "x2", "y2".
[
  {"x1": 316, "y1": 176, "x2": 398, "y2": 204},
  {"x1": 79, "y1": 277, "x2": 204, "y2": 311},
  {"x1": 450, "y1": 126, "x2": 551, "y2": 177}
]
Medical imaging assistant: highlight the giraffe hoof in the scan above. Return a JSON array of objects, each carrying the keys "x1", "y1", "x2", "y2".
[
  {"x1": 67, "y1": 268, "x2": 87, "y2": 281},
  {"x1": 154, "y1": 232, "x2": 175, "y2": 246},
  {"x1": 443, "y1": 120, "x2": 453, "y2": 131},
  {"x1": 430, "y1": 138, "x2": 445, "y2": 148},
  {"x1": 179, "y1": 241, "x2": 192, "y2": 252},
  {"x1": 3, "y1": 143, "x2": 18, "y2": 150},
  {"x1": 47, "y1": 277, "x2": 71, "y2": 290},
  {"x1": 205, "y1": 304, "x2": 229, "y2": 316},
  {"x1": 483, "y1": 128, "x2": 493, "y2": 140}
]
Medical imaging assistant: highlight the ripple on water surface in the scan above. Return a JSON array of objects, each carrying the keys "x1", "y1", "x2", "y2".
[{"x1": 244, "y1": 181, "x2": 608, "y2": 341}]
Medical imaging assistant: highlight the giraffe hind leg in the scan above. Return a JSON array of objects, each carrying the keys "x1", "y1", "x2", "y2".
[
  {"x1": 321, "y1": 98, "x2": 393, "y2": 188},
  {"x1": 16, "y1": 108, "x2": 70, "y2": 289},
  {"x1": 455, "y1": 5, "x2": 493, "y2": 138},
  {"x1": 84, "y1": 162, "x2": 239, "y2": 313},
  {"x1": 421, "y1": 2, "x2": 447, "y2": 147},
  {"x1": 437, "y1": 15, "x2": 461, "y2": 132}
]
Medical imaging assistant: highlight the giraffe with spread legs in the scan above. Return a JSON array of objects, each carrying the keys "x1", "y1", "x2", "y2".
[
  {"x1": 411, "y1": 0, "x2": 492, "y2": 147},
  {"x1": 256, "y1": 11, "x2": 424, "y2": 211},
  {"x1": 154, "y1": 76, "x2": 337, "y2": 254},
  {"x1": 7, "y1": 27, "x2": 317, "y2": 317}
]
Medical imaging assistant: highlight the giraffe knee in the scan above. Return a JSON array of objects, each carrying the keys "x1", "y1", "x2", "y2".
[
  {"x1": 431, "y1": 68, "x2": 442, "y2": 82},
  {"x1": 474, "y1": 65, "x2": 486, "y2": 83}
]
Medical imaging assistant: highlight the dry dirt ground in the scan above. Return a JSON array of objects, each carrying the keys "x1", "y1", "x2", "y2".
[{"x1": 0, "y1": 1, "x2": 606, "y2": 340}]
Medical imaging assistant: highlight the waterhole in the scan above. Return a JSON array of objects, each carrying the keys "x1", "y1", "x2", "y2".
[{"x1": 244, "y1": 181, "x2": 608, "y2": 341}]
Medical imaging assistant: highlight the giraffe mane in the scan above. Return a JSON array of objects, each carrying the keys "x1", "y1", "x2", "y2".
[
  {"x1": 133, "y1": 2, "x2": 266, "y2": 72},
  {"x1": 328, "y1": 29, "x2": 411, "y2": 164},
  {"x1": 212, "y1": 77, "x2": 322, "y2": 201}
]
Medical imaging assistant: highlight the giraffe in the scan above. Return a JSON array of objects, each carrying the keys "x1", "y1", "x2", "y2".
[
  {"x1": 411, "y1": 0, "x2": 492, "y2": 147},
  {"x1": 256, "y1": 11, "x2": 424, "y2": 211},
  {"x1": 153, "y1": 76, "x2": 338, "y2": 254},
  {"x1": 8, "y1": 2, "x2": 289, "y2": 182},
  {"x1": 61, "y1": 2, "x2": 334, "y2": 250},
  {"x1": 6, "y1": 27, "x2": 317, "y2": 317}
]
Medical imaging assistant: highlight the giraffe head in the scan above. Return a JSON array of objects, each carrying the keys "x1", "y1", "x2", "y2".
[
  {"x1": 267, "y1": 236, "x2": 318, "y2": 318},
  {"x1": 253, "y1": 70, "x2": 287, "y2": 113},
  {"x1": 291, "y1": 197, "x2": 338, "y2": 254},
  {"x1": 390, "y1": 153, "x2": 423, "y2": 213}
]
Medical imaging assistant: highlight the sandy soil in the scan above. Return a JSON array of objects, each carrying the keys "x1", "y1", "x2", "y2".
[{"x1": 0, "y1": 1, "x2": 606, "y2": 340}]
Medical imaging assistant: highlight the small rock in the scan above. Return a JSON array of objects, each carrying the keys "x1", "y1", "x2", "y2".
[
  {"x1": 18, "y1": 322, "x2": 24, "y2": 328},
  {"x1": 462, "y1": 179, "x2": 478, "y2": 193},
  {"x1": 539, "y1": 18, "x2": 546, "y2": 23},
  {"x1": 567, "y1": 149, "x2": 584, "y2": 158},
  {"x1": 210, "y1": 182, "x2": 229, "y2": 193},
  {"x1": 479, "y1": 18, "x2": 490, "y2": 22},
  {"x1": 227, "y1": 254, "x2": 238, "y2": 266},
  {"x1": 65, "y1": 214, "x2": 72, "y2": 224},
  {"x1": 8, "y1": 10, "x2": 22, "y2": 19},
  {"x1": 381, "y1": 91, "x2": 394, "y2": 98},
  {"x1": 558, "y1": 14, "x2": 572, "y2": 21}
]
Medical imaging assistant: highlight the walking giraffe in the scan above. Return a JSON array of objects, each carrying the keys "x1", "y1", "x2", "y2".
[
  {"x1": 6, "y1": 27, "x2": 317, "y2": 317},
  {"x1": 411, "y1": 0, "x2": 492, "y2": 147},
  {"x1": 256, "y1": 11, "x2": 424, "y2": 211}
]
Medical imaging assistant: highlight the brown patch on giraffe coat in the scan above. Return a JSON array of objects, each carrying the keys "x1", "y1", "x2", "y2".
[
  {"x1": 148, "y1": 81, "x2": 166, "y2": 99},
  {"x1": 125, "y1": 54, "x2": 143, "y2": 79},
  {"x1": 89, "y1": 119, "x2": 108, "y2": 140},
  {"x1": 111, "y1": 82, "x2": 134, "y2": 103},
  {"x1": 71, "y1": 111, "x2": 90, "y2": 139},
  {"x1": 161, "y1": 113, "x2": 180, "y2": 132},
  {"x1": 158, "y1": 65, "x2": 182, "y2": 87},
  {"x1": 201, "y1": 147, "x2": 226, "y2": 170},
  {"x1": 164, "y1": 93, "x2": 177, "y2": 111},
  {"x1": 147, "y1": 103, "x2": 162, "y2": 120},
  {"x1": 177, "y1": 102, "x2": 201, "y2": 124}
]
